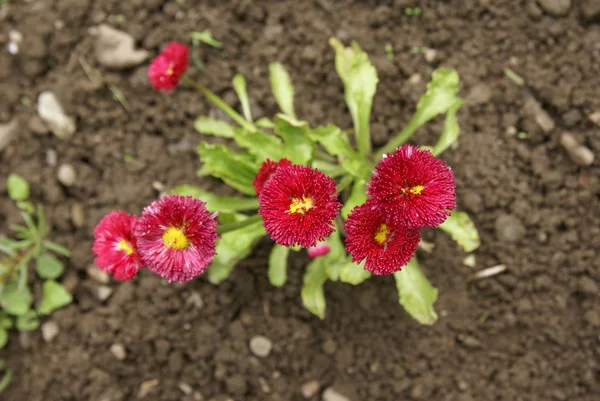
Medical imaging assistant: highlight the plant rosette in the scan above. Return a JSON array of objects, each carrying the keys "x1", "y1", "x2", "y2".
[{"x1": 92, "y1": 38, "x2": 481, "y2": 324}]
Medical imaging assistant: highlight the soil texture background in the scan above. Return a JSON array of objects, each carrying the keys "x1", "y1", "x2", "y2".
[{"x1": 1, "y1": 0, "x2": 599, "y2": 400}]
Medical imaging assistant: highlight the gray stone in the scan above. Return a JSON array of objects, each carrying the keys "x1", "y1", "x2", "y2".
[
  {"x1": 92, "y1": 24, "x2": 149, "y2": 69},
  {"x1": 301, "y1": 380, "x2": 320, "y2": 399},
  {"x1": 0, "y1": 119, "x2": 19, "y2": 151},
  {"x1": 249, "y1": 335, "x2": 272, "y2": 358},
  {"x1": 110, "y1": 343, "x2": 126, "y2": 360},
  {"x1": 523, "y1": 97, "x2": 555, "y2": 133},
  {"x1": 466, "y1": 83, "x2": 493, "y2": 106},
  {"x1": 581, "y1": 0, "x2": 600, "y2": 21},
  {"x1": 41, "y1": 321, "x2": 59, "y2": 342},
  {"x1": 57, "y1": 164, "x2": 77, "y2": 187},
  {"x1": 322, "y1": 387, "x2": 351, "y2": 401},
  {"x1": 87, "y1": 265, "x2": 111, "y2": 284},
  {"x1": 495, "y1": 214, "x2": 525, "y2": 244},
  {"x1": 97, "y1": 285, "x2": 114, "y2": 302},
  {"x1": 559, "y1": 133, "x2": 595, "y2": 166},
  {"x1": 578, "y1": 276, "x2": 598, "y2": 295},
  {"x1": 71, "y1": 202, "x2": 86, "y2": 228},
  {"x1": 537, "y1": 0, "x2": 571, "y2": 17},
  {"x1": 37, "y1": 91, "x2": 76, "y2": 140}
]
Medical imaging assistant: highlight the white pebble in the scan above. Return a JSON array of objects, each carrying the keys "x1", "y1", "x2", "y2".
[
  {"x1": 97, "y1": 285, "x2": 113, "y2": 302},
  {"x1": 41, "y1": 321, "x2": 59, "y2": 342},
  {"x1": 37, "y1": 91, "x2": 76, "y2": 140},
  {"x1": 110, "y1": 343, "x2": 126, "y2": 360},
  {"x1": 57, "y1": 164, "x2": 76, "y2": 186},
  {"x1": 87, "y1": 265, "x2": 110, "y2": 284},
  {"x1": 249, "y1": 335, "x2": 272, "y2": 358}
]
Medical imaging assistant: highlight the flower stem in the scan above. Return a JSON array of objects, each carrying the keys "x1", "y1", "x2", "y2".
[
  {"x1": 217, "y1": 214, "x2": 262, "y2": 235},
  {"x1": 182, "y1": 75, "x2": 256, "y2": 133}
]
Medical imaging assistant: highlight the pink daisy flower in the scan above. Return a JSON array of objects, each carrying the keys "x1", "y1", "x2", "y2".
[
  {"x1": 367, "y1": 145, "x2": 456, "y2": 228},
  {"x1": 307, "y1": 242, "x2": 331, "y2": 258},
  {"x1": 148, "y1": 41, "x2": 189, "y2": 93},
  {"x1": 92, "y1": 211, "x2": 143, "y2": 281},
  {"x1": 252, "y1": 158, "x2": 293, "y2": 195},
  {"x1": 135, "y1": 195, "x2": 219, "y2": 282},
  {"x1": 345, "y1": 202, "x2": 420, "y2": 275},
  {"x1": 258, "y1": 165, "x2": 342, "y2": 248}
]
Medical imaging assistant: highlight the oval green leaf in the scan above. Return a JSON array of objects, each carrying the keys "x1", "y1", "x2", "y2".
[{"x1": 36, "y1": 254, "x2": 64, "y2": 279}]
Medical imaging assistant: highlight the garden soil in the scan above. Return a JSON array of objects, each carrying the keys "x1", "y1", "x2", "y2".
[{"x1": 1, "y1": 0, "x2": 600, "y2": 400}]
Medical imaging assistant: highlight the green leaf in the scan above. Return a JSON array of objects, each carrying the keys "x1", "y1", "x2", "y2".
[
  {"x1": 233, "y1": 128, "x2": 285, "y2": 162},
  {"x1": 208, "y1": 218, "x2": 265, "y2": 284},
  {"x1": 0, "y1": 313, "x2": 12, "y2": 330},
  {"x1": 268, "y1": 244, "x2": 289, "y2": 287},
  {"x1": 197, "y1": 143, "x2": 259, "y2": 196},
  {"x1": 439, "y1": 210, "x2": 481, "y2": 253},
  {"x1": 309, "y1": 124, "x2": 359, "y2": 160},
  {"x1": 301, "y1": 258, "x2": 328, "y2": 319},
  {"x1": 232, "y1": 74, "x2": 253, "y2": 122},
  {"x1": 37, "y1": 280, "x2": 72, "y2": 315},
  {"x1": 36, "y1": 254, "x2": 64, "y2": 279},
  {"x1": 7, "y1": 174, "x2": 30, "y2": 201},
  {"x1": 341, "y1": 180, "x2": 367, "y2": 219},
  {"x1": 16, "y1": 201, "x2": 35, "y2": 214},
  {"x1": 339, "y1": 260, "x2": 371, "y2": 285},
  {"x1": 43, "y1": 241, "x2": 71, "y2": 257},
  {"x1": 0, "y1": 329, "x2": 7, "y2": 349},
  {"x1": 273, "y1": 114, "x2": 314, "y2": 165},
  {"x1": 269, "y1": 62, "x2": 296, "y2": 119},
  {"x1": 190, "y1": 29, "x2": 222, "y2": 48},
  {"x1": 432, "y1": 99, "x2": 464, "y2": 156},
  {"x1": 170, "y1": 185, "x2": 259, "y2": 213},
  {"x1": 393, "y1": 257, "x2": 438, "y2": 325},
  {"x1": 380, "y1": 68, "x2": 461, "y2": 156},
  {"x1": 255, "y1": 117, "x2": 274, "y2": 129},
  {"x1": 0, "y1": 366, "x2": 13, "y2": 393},
  {"x1": 194, "y1": 116, "x2": 235, "y2": 138},
  {"x1": 15, "y1": 310, "x2": 39, "y2": 331},
  {"x1": 330, "y1": 38, "x2": 379, "y2": 156},
  {"x1": 0, "y1": 287, "x2": 32, "y2": 316}
]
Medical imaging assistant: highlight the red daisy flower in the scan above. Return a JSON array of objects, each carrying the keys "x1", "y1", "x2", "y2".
[
  {"x1": 367, "y1": 145, "x2": 456, "y2": 228},
  {"x1": 307, "y1": 242, "x2": 331, "y2": 258},
  {"x1": 252, "y1": 158, "x2": 293, "y2": 195},
  {"x1": 148, "y1": 41, "x2": 189, "y2": 93},
  {"x1": 135, "y1": 194, "x2": 219, "y2": 283},
  {"x1": 258, "y1": 165, "x2": 342, "y2": 248},
  {"x1": 345, "y1": 202, "x2": 420, "y2": 275},
  {"x1": 92, "y1": 211, "x2": 143, "y2": 281}
]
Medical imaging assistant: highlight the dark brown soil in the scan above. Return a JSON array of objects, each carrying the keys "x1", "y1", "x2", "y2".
[{"x1": 1, "y1": 0, "x2": 600, "y2": 400}]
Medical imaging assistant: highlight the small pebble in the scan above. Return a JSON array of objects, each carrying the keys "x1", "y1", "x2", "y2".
[
  {"x1": 589, "y1": 111, "x2": 600, "y2": 127},
  {"x1": 97, "y1": 285, "x2": 113, "y2": 302},
  {"x1": 138, "y1": 379, "x2": 160, "y2": 398},
  {"x1": 559, "y1": 133, "x2": 595, "y2": 167},
  {"x1": 37, "y1": 91, "x2": 76, "y2": 139},
  {"x1": 110, "y1": 343, "x2": 127, "y2": 360},
  {"x1": 71, "y1": 202, "x2": 85, "y2": 228},
  {"x1": 495, "y1": 214, "x2": 525, "y2": 243},
  {"x1": 301, "y1": 380, "x2": 320, "y2": 399},
  {"x1": 179, "y1": 382, "x2": 193, "y2": 395},
  {"x1": 408, "y1": 74, "x2": 421, "y2": 85},
  {"x1": 87, "y1": 265, "x2": 110, "y2": 284},
  {"x1": 0, "y1": 119, "x2": 19, "y2": 152},
  {"x1": 41, "y1": 321, "x2": 59, "y2": 342},
  {"x1": 322, "y1": 387, "x2": 351, "y2": 401},
  {"x1": 249, "y1": 335, "x2": 272, "y2": 358},
  {"x1": 57, "y1": 164, "x2": 77, "y2": 186},
  {"x1": 424, "y1": 48, "x2": 437, "y2": 63},
  {"x1": 463, "y1": 255, "x2": 476, "y2": 268},
  {"x1": 186, "y1": 291, "x2": 204, "y2": 309},
  {"x1": 537, "y1": 0, "x2": 571, "y2": 17},
  {"x1": 46, "y1": 149, "x2": 57, "y2": 167}
]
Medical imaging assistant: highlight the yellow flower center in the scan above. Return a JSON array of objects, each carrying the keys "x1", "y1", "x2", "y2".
[
  {"x1": 162, "y1": 227, "x2": 190, "y2": 250},
  {"x1": 118, "y1": 239, "x2": 134, "y2": 255},
  {"x1": 401, "y1": 185, "x2": 425, "y2": 196},
  {"x1": 289, "y1": 197, "x2": 313, "y2": 215},
  {"x1": 374, "y1": 223, "x2": 390, "y2": 245},
  {"x1": 166, "y1": 66, "x2": 174, "y2": 76}
]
